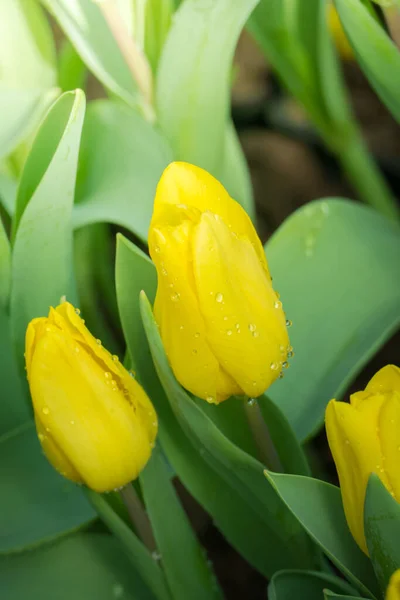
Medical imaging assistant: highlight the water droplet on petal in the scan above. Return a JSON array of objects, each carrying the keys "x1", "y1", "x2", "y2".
[
  {"x1": 154, "y1": 246, "x2": 160, "y2": 253},
  {"x1": 247, "y1": 398, "x2": 256, "y2": 406},
  {"x1": 96, "y1": 339, "x2": 102, "y2": 345},
  {"x1": 279, "y1": 372, "x2": 284, "y2": 379},
  {"x1": 171, "y1": 292, "x2": 180, "y2": 302},
  {"x1": 252, "y1": 331, "x2": 260, "y2": 338},
  {"x1": 192, "y1": 349, "x2": 198, "y2": 355},
  {"x1": 70, "y1": 420, "x2": 75, "y2": 425},
  {"x1": 194, "y1": 332, "x2": 200, "y2": 338},
  {"x1": 152, "y1": 551, "x2": 162, "y2": 561},
  {"x1": 282, "y1": 361, "x2": 289, "y2": 369},
  {"x1": 248, "y1": 323, "x2": 256, "y2": 332},
  {"x1": 75, "y1": 308, "x2": 81, "y2": 315},
  {"x1": 38, "y1": 433, "x2": 45, "y2": 442},
  {"x1": 104, "y1": 372, "x2": 111, "y2": 379},
  {"x1": 179, "y1": 325, "x2": 184, "y2": 330},
  {"x1": 74, "y1": 346, "x2": 80, "y2": 353},
  {"x1": 286, "y1": 319, "x2": 293, "y2": 327},
  {"x1": 112, "y1": 355, "x2": 119, "y2": 362},
  {"x1": 226, "y1": 329, "x2": 232, "y2": 336},
  {"x1": 274, "y1": 300, "x2": 282, "y2": 309},
  {"x1": 161, "y1": 268, "x2": 168, "y2": 276},
  {"x1": 42, "y1": 407, "x2": 50, "y2": 415},
  {"x1": 206, "y1": 395, "x2": 215, "y2": 404},
  {"x1": 215, "y1": 293, "x2": 224, "y2": 303},
  {"x1": 129, "y1": 370, "x2": 135, "y2": 378},
  {"x1": 270, "y1": 362, "x2": 279, "y2": 371}
]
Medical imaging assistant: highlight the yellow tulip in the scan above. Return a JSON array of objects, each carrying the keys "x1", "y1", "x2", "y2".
[
  {"x1": 328, "y1": 3, "x2": 353, "y2": 60},
  {"x1": 387, "y1": 570, "x2": 400, "y2": 600},
  {"x1": 26, "y1": 302, "x2": 157, "y2": 493},
  {"x1": 325, "y1": 365, "x2": 400, "y2": 554},
  {"x1": 148, "y1": 162, "x2": 290, "y2": 404}
]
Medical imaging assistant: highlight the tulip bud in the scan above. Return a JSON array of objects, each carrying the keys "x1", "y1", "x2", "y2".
[
  {"x1": 25, "y1": 302, "x2": 157, "y2": 493},
  {"x1": 325, "y1": 365, "x2": 400, "y2": 554},
  {"x1": 328, "y1": 3, "x2": 353, "y2": 60},
  {"x1": 387, "y1": 570, "x2": 400, "y2": 600},
  {"x1": 148, "y1": 162, "x2": 290, "y2": 404}
]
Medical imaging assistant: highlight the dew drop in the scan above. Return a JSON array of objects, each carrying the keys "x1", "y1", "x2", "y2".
[
  {"x1": 192, "y1": 349, "x2": 198, "y2": 355},
  {"x1": 129, "y1": 370, "x2": 135, "y2": 378},
  {"x1": 285, "y1": 319, "x2": 293, "y2": 327},
  {"x1": 276, "y1": 292, "x2": 280, "y2": 300},
  {"x1": 152, "y1": 551, "x2": 162, "y2": 561},
  {"x1": 45, "y1": 326, "x2": 51, "y2": 332},
  {"x1": 215, "y1": 292, "x2": 224, "y2": 303},
  {"x1": 161, "y1": 268, "x2": 168, "y2": 276},
  {"x1": 42, "y1": 407, "x2": 50, "y2": 415},
  {"x1": 248, "y1": 323, "x2": 256, "y2": 332},
  {"x1": 235, "y1": 323, "x2": 240, "y2": 331},
  {"x1": 194, "y1": 332, "x2": 200, "y2": 338},
  {"x1": 274, "y1": 300, "x2": 282, "y2": 309},
  {"x1": 206, "y1": 395, "x2": 215, "y2": 404},
  {"x1": 171, "y1": 292, "x2": 180, "y2": 302},
  {"x1": 75, "y1": 308, "x2": 81, "y2": 315},
  {"x1": 154, "y1": 246, "x2": 160, "y2": 253},
  {"x1": 112, "y1": 355, "x2": 119, "y2": 362},
  {"x1": 223, "y1": 316, "x2": 228, "y2": 321},
  {"x1": 279, "y1": 372, "x2": 284, "y2": 379},
  {"x1": 247, "y1": 398, "x2": 256, "y2": 406},
  {"x1": 104, "y1": 371, "x2": 111, "y2": 379},
  {"x1": 60, "y1": 295, "x2": 67, "y2": 303},
  {"x1": 226, "y1": 329, "x2": 232, "y2": 336},
  {"x1": 179, "y1": 325, "x2": 184, "y2": 330},
  {"x1": 38, "y1": 433, "x2": 45, "y2": 442},
  {"x1": 252, "y1": 331, "x2": 260, "y2": 338},
  {"x1": 70, "y1": 420, "x2": 75, "y2": 425},
  {"x1": 282, "y1": 361, "x2": 289, "y2": 369},
  {"x1": 74, "y1": 346, "x2": 80, "y2": 353},
  {"x1": 96, "y1": 338, "x2": 102, "y2": 345},
  {"x1": 270, "y1": 362, "x2": 279, "y2": 371}
]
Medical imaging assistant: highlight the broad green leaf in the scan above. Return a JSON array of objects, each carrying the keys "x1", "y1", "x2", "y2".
[
  {"x1": 11, "y1": 90, "x2": 85, "y2": 363},
  {"x1": 86, "y1": 490, "x2": 170, "y2": 600},
  {"x1": 324, "y1": 593, "x2": 367, "y2": 600},
  {"x1": 74, "y1": 100, "x2": 172, "y2": 242},
  {"x1": 258, "y1": 395, "x2": 310, "y2": 476},
  {"x1": 0, "y1": 0, "x2": 56, "y2": 87},
  {"x1": 58, "y1": 40, "x2": 87, "y2": 92},
  {"x1": 140, "y1": 445, "x2": 223, "y2": 600},
  {"x1": 42, "y1": 0, "x2": 145, "y2": 109},
  {"x1": 0, "y1": 218, "x2": 10, "y2": 308},
  {"x1": 0, "y1": 167, "x2": 17, "y2": 215},
  {"x1": 0, "y1": 423, "x2": 95, "y2": 553},
  {"x1": 266, "y1": 472, "x2": 380, "y2": 598},
  {"x1": 219, "y1": 122, "x2": 255, "y2": 221},
  {"x1": 268, "y1": 570, "x2": 358, "y2": 600},
  {"x1": 0, "y1": 309, "x2": 30, "y2": 436},
  {"x1": 0, "y1": 88, "x2": 58, "y2": 164},
  {"x1": 365, "y1": 474, "x2": 400, "y2": 591},
  {"x1": 0, "y1": 532, "x2": 155, "y2": 600},
  {"x1": 140, "y1": 292, "x2": 316, "y2": 570},
  {"x1": 115, "y1": 234, "x2": 313, "y2": 577},
  {"x1": 335, "y1": 0, "x2": 400, "y2": 123},
  {"x1": 0, "y1": 0, "x2": 57, "y2": 161},
  {"x1": 157, "y1": 0, "x2": 258, "y2": 174},
  {"x1": 266, "y1": 199, "x2": 400, "y2": 440},
  {"x1": 143, "y1": 0, "x2": 174, "y2": 72}
]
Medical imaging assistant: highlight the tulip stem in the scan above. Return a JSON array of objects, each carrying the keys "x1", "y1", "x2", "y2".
[
  {"x1": 120, "y1": 484, "x2": 157, "y2": 552},
  {"x1": 244, "y1": 399, "x2": 283, "y2": 472}
]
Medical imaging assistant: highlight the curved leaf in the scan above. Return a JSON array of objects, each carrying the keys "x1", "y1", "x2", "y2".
[
  {"x1": 11, "y1": 90, "x2": 85, "y2": 362},
  {"x1": 266, "y1": 199, "x2": 400, "y2": 440},
  {"x1": 268, "y1": 569, "x2": 358, "y2": 600}
]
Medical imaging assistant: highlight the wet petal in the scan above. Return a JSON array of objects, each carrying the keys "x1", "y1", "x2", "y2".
[{"x1": 366, "y1": 365, "x2": 400, "y2": 395}]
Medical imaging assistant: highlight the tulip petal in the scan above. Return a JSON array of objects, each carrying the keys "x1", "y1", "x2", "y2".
[
  {"x1": 151, "y1": 162, "x2": 268, "y2": 270},
  {"x1": 366, "y1": 365, "x2": 400, "y2": 395},
  {"x1": 29, "y1": 326, "x2": 153, "y2": 492},
  {"x1": 192, "y1": 212, "x2": 289, "y2": 398},
  {"x1": 379, "y1": 391, "x2": 400, "y2": 501},
  {"x1": 35, "y1": 416, "x2": 82, "y2": 483},
  {"x1": 387, "y1": 569, "x2": 400, "y2": 600},
  {"x1": 25, "y1": 317, "x2": 47, "y2": 379},
  {"x1": 151, "y1": 223, "x2": 233, "y2": 401},
  {"x1": 325, "y1": 398, "x2": 388, "y2": 554}
]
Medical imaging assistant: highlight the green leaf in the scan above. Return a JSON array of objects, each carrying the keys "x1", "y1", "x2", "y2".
[
  {"x1": 42, "y1": 0, "x2": 142, "y2": 108},
  {"x1": 156, "y1": 0, "x2": 258, "y2": 173},
  {"x1": 0, "y1": 0, "x2": 58, "y2": 161},
  {"x1": 324, "y1": 593, "x2": 367, "y2": 600},
  {"x1": 364, "y1": 474, "x2": 400, "y2": 591},
  {"x1": 266, "y1": 199, "x2": 400, "y2": 440},
  {"x1": 86, "y1": 489, "x2": 170, "y2": 600},
  {"x1": 0, "y1": 532, "x2": 156, "y2": 600},
  {"x1": 334, "y1": 0, "x2": 400, "y2": 123},
  {"x1": 140, "y1": 292, "x2": 316, "y2": 571},
  {"x1": 0, "y1": 167, "x2": 17, "y2": 216},
  {"x1": 140, "y1": 445, "x2": 223, "y2": 600},
  {"x1": 144, "y1": 0, "x2": 174, "y2": 73},
  {"x1": 0, "y1": 309, "x2": 31, "y2": 436},
  {"x1": 0, "y1": 423, "x2": 95, "y2": 553},
  {"x1": 11, "y1": 90, "x2": 85, "y2": 363},
  {"x1": 258, "y1": 395, "x2": 311, "y2": 476},
  {"x1": 115, "y1": 234, "x2": 312, "y2": 577},
  {"x1": 74, "y1": 100, "x2": 172, "y2": 242},
  {"x1": 266, "y1": 472, "x2": 380, "y2": 599},
  {"x1": 268, "y1": 569, "x2": 358, "y2": 600},
  {"x1": 58, "y1": 40, "x2": 87, "y2": 92},
  {"x1": 0, "y1": 218, "x2": 10, "y2": 309}
]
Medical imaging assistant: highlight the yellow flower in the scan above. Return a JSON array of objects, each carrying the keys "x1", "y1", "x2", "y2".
[
  {"x1": 148, "y1": 162, "x2": 290, "y2": 404},
  {"x1": 328, "y1": 3, "x2": 353, "y2": 60},
  {"x1": 26, "y1": 302, "x2": 157, "y2": 493},
  {"x1": 387, "y1": 570, "x2": 400, "y2": 600},
  {"x1": 325, "y1": 365, "x2": 400, "y2": 554}
]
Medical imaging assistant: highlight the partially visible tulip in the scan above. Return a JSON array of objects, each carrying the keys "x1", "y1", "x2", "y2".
[
  {"x1": 387, "y1": 570, "x2": 400, "y2": 600},
  {"x1": 328, "y1": 3, "x2": 353, "y2": 60},
  {"x1": 148, "y1": 162, "x2": 290, "y2": 404},
  {"x1": 26, "y1": 302, "x2": 157, "y2": 493},
  {"x1": 325, "y1": 365, "x2": 400, "y2": 554}
]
